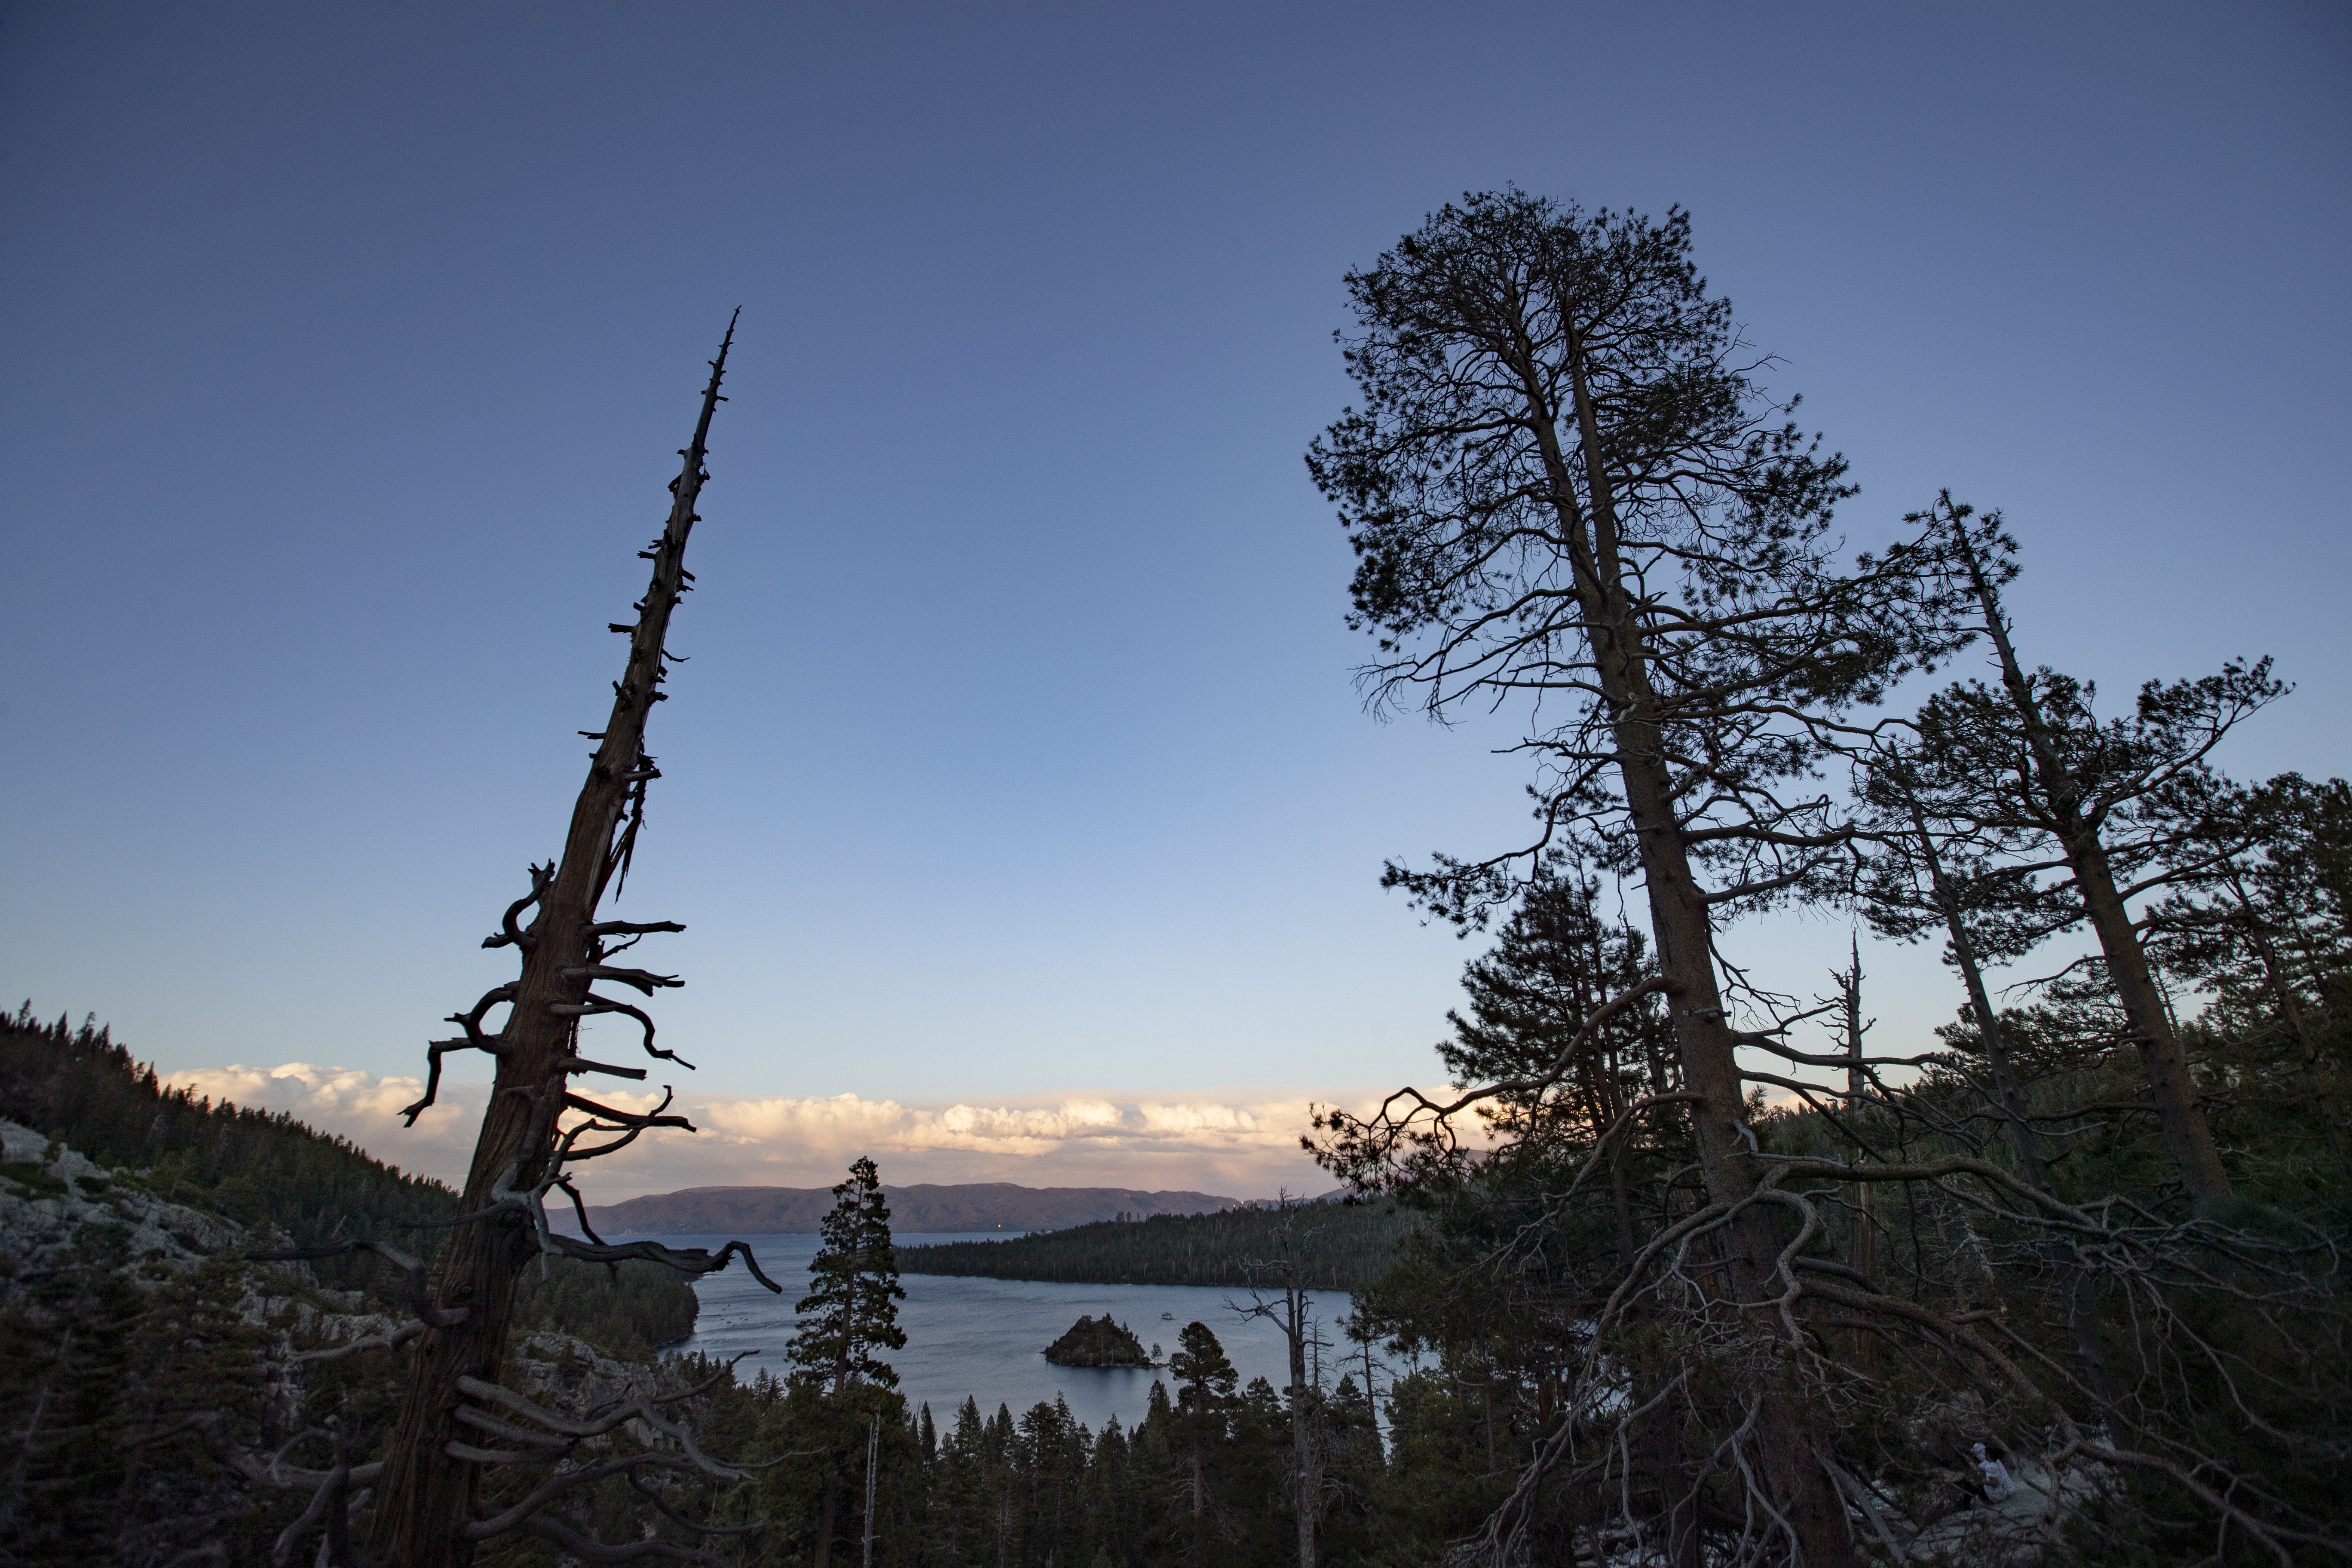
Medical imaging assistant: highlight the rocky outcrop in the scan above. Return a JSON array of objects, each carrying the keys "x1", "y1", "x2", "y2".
[
  {"x1": 0, "y1": 1116, "x2": 242, "y2": 1282},
  {"x1": 0, "y1": 1119, "x2": 729, "y2": 1568}
]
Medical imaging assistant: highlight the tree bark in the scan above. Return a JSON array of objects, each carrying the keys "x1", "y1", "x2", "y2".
[
  {"x1": 814, "y1": 1476, "x2": 838, "y2": 1568},
  {"x1": 1539, "y1": 333, "x2": 1858, "y2": 1568},
  {"x1": 2073, "y1": 840, "x2": 2234, "y2": 1202},
  {"x1": 1840, "y1": 939, "x2": 1877, "y2": 1290},
  {"x1": 367, "y1": 321, "x2": 735, "y2": 1567},
  {"x1": 863, "y1": 1413, "x2": 880, "y2": 1568},
  {"x1": 1838, "y1": 943, "x2": 1879, "y2": 1382},
  {"x1": 1286, "y1": 1283, "x2": 1318, "y2": 1568}
]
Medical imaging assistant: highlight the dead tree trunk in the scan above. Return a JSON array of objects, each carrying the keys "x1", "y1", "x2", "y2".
[
  {"x1": 1833, "y1": 939, "x2": 1882, "y2": 1388},
  {"x1": 862, "y1": 1413, "x2": 880, "y2": 1568},
  {"x1": 1284, "y1": 1284, "x2": 1320, "y2": 1568},
  {"x1": 1837, "y1": 937, "x2": 1877, "y2": 1292},
  {"x1": 1240, "y1": 1209, "x2": 1323, "y2": 1568},
  {"x1": 368, "y1": 318, "x2": 744, "y2": 1568}
]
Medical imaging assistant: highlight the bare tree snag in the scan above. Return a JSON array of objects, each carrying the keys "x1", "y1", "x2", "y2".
[
  {"x1": 366, "y1": 316, "x2": 778, "y2": 1568},
  {"x1": 1237, "y1": 1202, "x2": 1329, "y2": 1568},
  {"x1": 1832, "y1": 938, "x2": 1878, "y2": 1309}
]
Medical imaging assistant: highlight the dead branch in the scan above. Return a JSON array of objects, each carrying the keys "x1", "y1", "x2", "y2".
[
  {"x1": 1795, "y1": 1276, "x2": 2044, "y2": 1399},
  {"x1": 397, "y1": 980, "x2": 523, "y2": 1121},
  {"x1": 462, "y1": 1453, "x2": 718, "y2": 1538},
  {"x1": 450, "y1": 1409, "x2": 572, "y2": 1454},
  {"x1": 291, "y1": 1319, "x2": 428, "y2": 1364},
  {"x1": 1316, "y1": 976, "x2": 1675, "y2": 1164},
  {"x1": 482, "y1": 862, "x2": 555, "y2": 951},
  {"x1": 270, "y1": 1461, "x2": 349, "y2": 1568},
  {"x1": 1737, "y1": 1037, "x2": 1943, "y2": 1070},
  {"x1": 629, "y1": 1473, "x2": 763, "y2": 1536},
  {"x1": 400, "y1": 1034, "x2": 508, "y2": 1126},
  {"x1": 551, "y1": 1173, "x2": 609, "y2": 1246},
  {"x1": 564, "y1": 1056, "x2": 651, "y2": 1082},
  {"x1": 554, "y1": 1086, "x2": 688, "y2": 1164},
  {"x1": 559, "y1": 964, "x2": 682, "y2": 994},
  {"x1": 539, "y1": 1233, "x2": 784, "y2": 1293},
  {"x1": 563, "y1": 1090, "x2": 691, "y2": 1129},
  {"x1": 453, "y1": 1372, "x2": 757, "y2": 1476},
  {"x1": 587, "y1": 919, "x2": 688, "y2": 938},
  {"x1": 545, "y1": 993, "x2": 694, "y2": 1067},
  {"x1": 120, "y1": 1411, "x2": 385, "y2": 1493}
]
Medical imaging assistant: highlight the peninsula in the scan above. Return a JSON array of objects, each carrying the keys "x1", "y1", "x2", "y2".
[{"x1": 554, "y1": 1182, "x2": 1240, "y2": 1237}]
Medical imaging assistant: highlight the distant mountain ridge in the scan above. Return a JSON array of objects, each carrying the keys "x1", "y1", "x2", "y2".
[{"x1": 561, "y1": 1182, "x2": 1243, "y2": 1236}]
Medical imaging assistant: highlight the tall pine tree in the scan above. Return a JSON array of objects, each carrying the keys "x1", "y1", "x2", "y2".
[
  {"x1": 785, "y1": 1157, "x2": 909, "y2": 1568},
  {"x1": 788, "y1": 1157, "x2": 906, "y2": 1394}
]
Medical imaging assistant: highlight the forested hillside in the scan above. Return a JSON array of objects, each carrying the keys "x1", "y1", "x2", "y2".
[
  {"x1": 573, "y1": 1180, "x2": 1241, "y2": 1236},
  {"x1": 897, "y1": 1201, "x2": 1415, "y2": 1289},
  {"x1": 671, "y1": 1341, "x2": 1399, "y2": 1568},
  {"x1": 0, "y1": 1004, "x2": 700, "y2": 1350}
]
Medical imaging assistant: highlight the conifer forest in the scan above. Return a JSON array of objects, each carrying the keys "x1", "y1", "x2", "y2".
[{"x1": 4, "y1": 193, "x2": 2348, "y2": 1568}]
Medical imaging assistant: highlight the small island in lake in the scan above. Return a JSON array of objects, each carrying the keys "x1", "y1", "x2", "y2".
[{"x1": 1043, "y1": 1314, "x2": 1153, "y2": 1367}]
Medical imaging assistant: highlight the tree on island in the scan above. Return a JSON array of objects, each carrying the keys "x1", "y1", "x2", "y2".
[
  {"x1": 782, "y1": 1156, "x2": 908, "y2": 1568},
  {"x1": 1043, "y1": 1313, "x2": 1150, "y2": 1367}
]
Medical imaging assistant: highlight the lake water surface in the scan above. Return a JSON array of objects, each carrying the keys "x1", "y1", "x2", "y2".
[{"x1": 655, "y1": 1234, "x2": 1384, "y2": 1434}]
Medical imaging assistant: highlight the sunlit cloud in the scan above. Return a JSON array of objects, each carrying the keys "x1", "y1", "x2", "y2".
[
  {"x1": 165, "y1": 1062, "x2": 484, "y2": 1183},
  {"x1": 159, "y1": 1064, "x2": 1377, "y2": 1200}
]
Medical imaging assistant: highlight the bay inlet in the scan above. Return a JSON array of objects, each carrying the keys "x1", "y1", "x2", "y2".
[{"x1": 654, "y1": 1234, "x2": 1388, "y2": 1433}]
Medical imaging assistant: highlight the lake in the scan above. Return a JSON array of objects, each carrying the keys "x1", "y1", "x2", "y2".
[{"x1": 652, "y1": 1234, "x2": 1390, "y2": 1434}]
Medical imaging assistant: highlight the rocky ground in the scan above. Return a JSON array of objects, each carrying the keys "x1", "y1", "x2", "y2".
[
  {"x1": 0, "y1": 1116, "x2": 241, "y2": 1278},
  {"x1": 2, "y1": 1118, "x2": 717, "y2": 1566}
]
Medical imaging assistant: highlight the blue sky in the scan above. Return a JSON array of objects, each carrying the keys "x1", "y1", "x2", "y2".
[{"x1": 3, "y1": 3, "x2": 2346, "y2": 1194}]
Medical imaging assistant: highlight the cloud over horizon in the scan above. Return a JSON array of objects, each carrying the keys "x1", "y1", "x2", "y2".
[{"x1": 162, "y1": 1063, "x2": 1375, "y2": 1200}]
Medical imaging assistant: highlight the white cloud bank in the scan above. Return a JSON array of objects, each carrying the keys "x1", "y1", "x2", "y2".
[{"x1": 162, "y1": 1064, "x2": 1384, "y2": 1200}]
